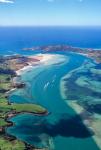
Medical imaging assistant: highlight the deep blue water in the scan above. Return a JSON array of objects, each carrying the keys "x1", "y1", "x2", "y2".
[
  {"x1": 0, "y1": 26, "x2": 101, "y2": 55},
  {"x1": 0, "y1": 27, "x2": 101, "y2": 150}
]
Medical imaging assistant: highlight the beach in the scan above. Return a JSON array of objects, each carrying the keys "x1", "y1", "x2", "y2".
[{"x1": 16, "y1": 54, "x2": 68, "y2": 76}]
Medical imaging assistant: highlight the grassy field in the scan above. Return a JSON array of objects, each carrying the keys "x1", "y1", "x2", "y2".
[
  {"x1": 0, "y1": 73, "x2": 12, "y2": 127},
  {"x1": 0, "y1": 74, "x2": 11, "y2": 98},
  {"x1": 0, "y1": 72, "x2": 47, "y2": 127},
  {"x1": 0, "y1": 99, "x2": 47, "y2": 116},
  {"x1": 0, "y1": 98, "x2": 47, "y2": 127},
  {"x1": 0, "y1": 137, "x2": 25, "y2": 150},
  {"x1": 12, "y1": 103, "x2": 47, "y2": 114},
  {"x1": 0, "y1": 118, "x2": 7, "y2": 126}
]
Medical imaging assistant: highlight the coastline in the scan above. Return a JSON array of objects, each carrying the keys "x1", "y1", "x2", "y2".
[
  {"x1": 15, "y1": 54, "x2": 66, "y2": 75},
  {"x1": 0, "y1": 53, "x2": 67, "y2": 150},
  {"x1": 0, "y1": 51, "x2": 101, "y2": 150},
  {"x1": 0, "y1": 54, "x2": 56, "y2": 150},
  {"x1": 22, "y1": 45, "x2": 101, "y2": 64},
  {"x1": 15, "y1": 54, "x2": 53, "y2": 75}
]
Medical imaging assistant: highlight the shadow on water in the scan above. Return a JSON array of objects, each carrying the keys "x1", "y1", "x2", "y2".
[
  {"x1": 43, "y1": 114, "x2": 93, "y2": 138},
  {"x1": 7, "y1": 112, "x2": 100, "y2": 150},
  {"x1": 11, "y1": 114, "x2": 93, "y2": 138},
  {"x1": 7, "y1": 53, "x2": 100, "y2": 150}
]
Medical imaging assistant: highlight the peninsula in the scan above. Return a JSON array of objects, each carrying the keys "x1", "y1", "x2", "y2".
[
  {"x1": 0, "y1": 48, "x2": 100, "y2": 150},
  {"x1": 0, "y1": 54, "x2": 49, "y2": 150},
  {"x1": 22, "y1": 45, "x2": 101, "y2": 63}
]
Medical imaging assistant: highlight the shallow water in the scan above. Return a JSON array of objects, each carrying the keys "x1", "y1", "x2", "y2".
[{"x1": 7, "y1": 53, "x2": 100, "y2": 150}]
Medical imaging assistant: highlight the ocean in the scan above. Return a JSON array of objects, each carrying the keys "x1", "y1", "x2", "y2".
[
  {"x1": 0, "y1": 26, "x2": 101, "y2": 150},
  {"x1": 0, "y1": 26, "x2": 101, "y2": 55}
]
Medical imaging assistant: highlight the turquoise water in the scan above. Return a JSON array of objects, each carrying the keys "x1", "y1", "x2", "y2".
[
  {"x1": 7, "y1": 52, "x2": 100, "y2": 150},
  {"x1": 0, "y1": 26, "x2": 100, "y2": 149}
]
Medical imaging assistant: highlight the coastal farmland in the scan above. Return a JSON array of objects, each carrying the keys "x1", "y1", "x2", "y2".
[{"x1": 0, "y1": 56, "x2": 47, "y2": 150}]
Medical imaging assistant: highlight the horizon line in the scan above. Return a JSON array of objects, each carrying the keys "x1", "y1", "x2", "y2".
[{"x1": 0, "y1": 25, "x2": 101, "y2": 27}]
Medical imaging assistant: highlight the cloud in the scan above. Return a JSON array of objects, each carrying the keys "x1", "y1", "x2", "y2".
[{"x1": 0, "y1": 0, "x2": 14, "y2": 3}]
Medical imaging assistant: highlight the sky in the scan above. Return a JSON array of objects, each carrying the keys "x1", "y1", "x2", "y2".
[{"x1": 0, "y1": 0, "x2": 101, "y2": 26}]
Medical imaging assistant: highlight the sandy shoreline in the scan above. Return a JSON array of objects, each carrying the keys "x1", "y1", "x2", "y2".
[
  {"x1": 16, "y1": 54, "x2": 67, "y2": 76},
  {"x1": 15, "y1": 54, "x2": 54, "y2": 75}
]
